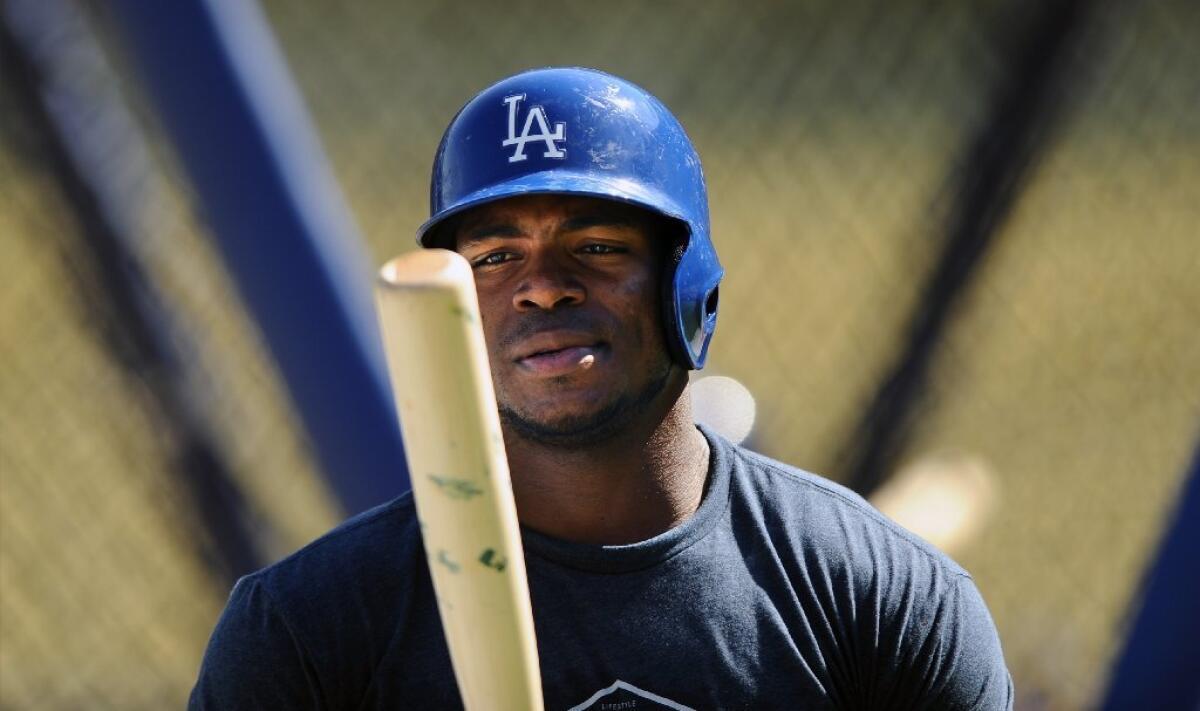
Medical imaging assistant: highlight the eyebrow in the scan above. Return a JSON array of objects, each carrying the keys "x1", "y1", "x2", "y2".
[
  {"x1": 458, "y1": 223, "x2": 523, "y2": 248},
  {"x1": 458, "y1": 212, "x2": 640, "y2": 248},
  {"x1": 561, "y1": 213, "x2": 639, "y2": 232}
]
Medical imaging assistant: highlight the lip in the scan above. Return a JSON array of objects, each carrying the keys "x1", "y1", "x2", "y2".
[
  {"x1": 512, "y1": 330, "x2": 604, "y2": 361},
  {"x1": 512, "y1": 330, "x2": 607, "y2": 376},
  {"x1": 517, "y1": 345, "x2": 605, "y2": 377}
]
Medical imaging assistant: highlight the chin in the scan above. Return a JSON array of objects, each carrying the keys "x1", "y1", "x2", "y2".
[
  {"x1": 499, "y1": 402, "x2": 630, "y2": 447},
  {"x1": 499, "y1": 386, "x2": 624, "y2": 439},
  {"x1": 498, "y1": 363, "x2": 677, "y2": 447}
]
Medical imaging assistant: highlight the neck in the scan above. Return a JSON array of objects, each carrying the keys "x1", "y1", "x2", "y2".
[{"x1": 504, "y1": 374, "x2": 711, "y2": 545}]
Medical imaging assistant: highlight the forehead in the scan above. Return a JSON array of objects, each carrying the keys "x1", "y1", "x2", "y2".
[{"x1": 452, "y1": 194, "x2": 657, "y2": 237}]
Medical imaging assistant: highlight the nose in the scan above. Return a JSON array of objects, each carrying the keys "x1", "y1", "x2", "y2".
[{"x1": 513, "y1": 253, "x2": 585, "y2": 312}]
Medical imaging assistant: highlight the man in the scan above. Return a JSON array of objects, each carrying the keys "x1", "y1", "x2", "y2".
[{"x1": 191, "y1": 67, "x2": 1012, "y2": 709}]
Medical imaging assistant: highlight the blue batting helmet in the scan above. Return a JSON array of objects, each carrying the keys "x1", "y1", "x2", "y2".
[{"x1": 418, "y1": 67, "x2": 722, "y2": 369}]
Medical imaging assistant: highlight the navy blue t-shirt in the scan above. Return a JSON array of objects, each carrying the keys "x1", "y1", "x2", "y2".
[{"x1": 190, "y1": 427, "x2": 1012, "y2": 709}]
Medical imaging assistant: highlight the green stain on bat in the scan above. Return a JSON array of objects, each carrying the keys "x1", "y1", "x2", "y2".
[
  {"x1": 428, "y1": 474, "x2": 483, "y2": 500},
  {"x1": 437, "y1": 550, "x2": 461, "y2": 574},
  {"x1": 450, "y1": 304, "x2": 476, "y2": 324},
  {"x1": 479, "y1": 548, "x2": 507, "y2": 572}
]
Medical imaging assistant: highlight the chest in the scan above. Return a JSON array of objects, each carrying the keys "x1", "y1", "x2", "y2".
[{"x1": 363, "y1": 550, "x2": 857, "y2": 710}]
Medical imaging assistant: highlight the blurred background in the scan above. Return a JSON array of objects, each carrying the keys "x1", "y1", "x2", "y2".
[{"x1": 1, "y1": 0, "x2": 1196, "y2": 708}]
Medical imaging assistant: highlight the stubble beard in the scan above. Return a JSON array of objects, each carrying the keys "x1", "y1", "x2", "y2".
[{"x1": 498, "y1": 357, "x2": 676, "y2": 448}]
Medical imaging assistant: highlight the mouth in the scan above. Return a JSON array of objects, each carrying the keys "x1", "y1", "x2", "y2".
[{"x1": 513, "y1": 333, "x2": 607, "y2": 376}]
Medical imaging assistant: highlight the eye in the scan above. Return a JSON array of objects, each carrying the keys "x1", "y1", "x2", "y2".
[
  {"x1": 579, "y1": 243, "x2": 627, "y2": 255},
  {"x1": 470, "y1": 251, "x2": 518, "y2": 268}
]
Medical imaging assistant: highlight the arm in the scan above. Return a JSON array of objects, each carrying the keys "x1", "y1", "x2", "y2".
[
  {"x1": 189, "y1": 575, "x2": 324, "y2": 710},
  {"x1": 904, "y1": 575, "x2": 1013, "y2": 710}
]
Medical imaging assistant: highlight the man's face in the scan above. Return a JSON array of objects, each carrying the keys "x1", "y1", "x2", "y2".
[{"x1": 453, "y1": 194, "x2": 676, "y2": 445}]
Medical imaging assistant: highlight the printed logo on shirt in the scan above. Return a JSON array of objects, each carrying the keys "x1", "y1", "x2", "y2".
[{"x1": 567, "y1": 680, "x2": 694, "y2": 711}]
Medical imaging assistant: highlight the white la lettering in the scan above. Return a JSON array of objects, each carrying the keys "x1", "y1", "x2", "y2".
[{"x1": 502, "y1": 94, "x2": 566, "y2": 163}]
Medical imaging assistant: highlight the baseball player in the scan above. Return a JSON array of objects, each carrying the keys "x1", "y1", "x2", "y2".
[{"x1": 190, "y1": 67, "x2": 1012, "y2": 709}]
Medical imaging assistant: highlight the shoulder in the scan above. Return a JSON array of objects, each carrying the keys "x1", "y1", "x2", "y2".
[
  {"x1": 241, "y1": 492, "x2": 423, "y2": 621},
  {"x1": 271, "y1": 491, "x2": 420, "y2": 566},
  {"x1": 190, "y1": 495, "x2": 424, "y2": 708},
  {"x1": 720, "y1": 441, "x2": 964, "y2": 574},
  {"x1": 714, "y1": 438, "x2": 1012, "y2": 707},
  {"x1": 705, "y1": 432, "x2": 979, "y2": 610}
]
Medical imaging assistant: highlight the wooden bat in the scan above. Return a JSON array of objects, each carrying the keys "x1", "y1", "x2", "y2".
[{"x1": 375, "y1": 248, "x2": 544, "y2": 710}]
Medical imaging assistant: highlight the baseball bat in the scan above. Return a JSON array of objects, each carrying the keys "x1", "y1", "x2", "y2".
[{"x1": 375, "y1": 249, "x2": 543, "y2": 710}]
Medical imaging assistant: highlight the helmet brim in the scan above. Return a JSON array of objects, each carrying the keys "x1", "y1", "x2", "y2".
[{"x1": 416, "y1": 169, "x2": 691, "y2": 247}]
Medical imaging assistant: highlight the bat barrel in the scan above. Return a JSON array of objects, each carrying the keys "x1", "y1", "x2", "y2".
[
  {"x1": 375, "y1": 249, "x2": 544, "y2": 711},
  {"x1": 379, "y1": 248, "x2": 474, "y2": 290}
]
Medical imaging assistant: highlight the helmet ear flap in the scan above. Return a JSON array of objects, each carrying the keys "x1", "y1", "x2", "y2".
[
  {"x1": 657, "y1": 216, "x2": 720, "y2": 370},
  {"x1": 659, "y1": 219, "x2": 693, "y2": 369}
]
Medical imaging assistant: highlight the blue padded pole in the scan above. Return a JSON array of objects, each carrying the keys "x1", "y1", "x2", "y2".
[
  {"x1": 1099, "y1": 441, "x2": 1200, "y2": 710},
  {"x1": 108, "y1": 0, "x2": 409, "y2": 514}
]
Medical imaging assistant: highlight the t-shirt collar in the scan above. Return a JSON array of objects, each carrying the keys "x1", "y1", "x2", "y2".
[{"x1": 520, "y1": 425, "x2": 733, "y2": 574}]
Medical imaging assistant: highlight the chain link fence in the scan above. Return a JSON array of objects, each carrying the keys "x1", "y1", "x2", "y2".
[
  {"x1": 0, "y1": 0, "x2": 339, "y2": 706},
  {"x1": 2, "y1": 0, "x2": 1197, "y2": 708}
]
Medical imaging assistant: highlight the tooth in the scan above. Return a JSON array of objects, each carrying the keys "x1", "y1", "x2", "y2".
[{"x1": 580, "y1": 354, "x2": 595, "y2": 369}]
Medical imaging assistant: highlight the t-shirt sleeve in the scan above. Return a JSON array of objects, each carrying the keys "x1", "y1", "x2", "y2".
[
  {"x1": 916, "y1": 575, "x2": 1014, "y2": 710},
  {"x1": 188, "y1": 575, "x2": 324, "y2": 710}
]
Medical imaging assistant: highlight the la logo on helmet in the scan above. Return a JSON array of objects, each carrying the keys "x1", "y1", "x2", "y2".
[{"x1": 502, "y1": 94, "x2": 566, "y2": 163}]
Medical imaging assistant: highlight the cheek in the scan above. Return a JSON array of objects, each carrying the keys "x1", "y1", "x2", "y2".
[
  {"x1": 473, "y1": 292, "x2": 507, "y2": 357},
  {"x1": 612, "y1": 271, "x2": 663, "y2": 352}
]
